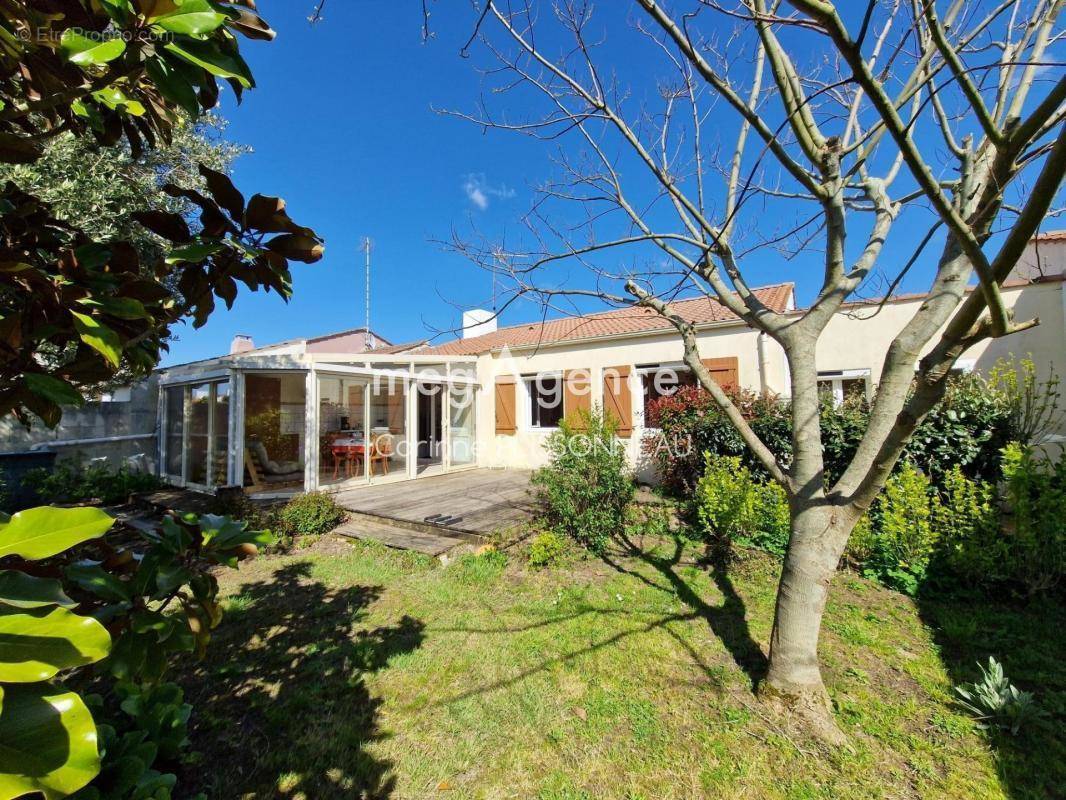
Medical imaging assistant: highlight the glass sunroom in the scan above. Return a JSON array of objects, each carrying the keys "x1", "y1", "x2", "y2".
[{"x1": 156, "y1": 353, "x2": 480, "y2": 497}]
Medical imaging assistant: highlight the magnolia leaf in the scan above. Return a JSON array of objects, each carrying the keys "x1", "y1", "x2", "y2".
[
  {"x1": 71, "y1": 312, "x2": 122, "y2": 368},
  {"x1": 0, "y1": 571, "x2": 75, "y2": 610},
  {"x1": 150, "y1": 0, "x2": 227, "y2": 35},
  {"x1": 0, "y1": 685, "x2": 101, "y2": 800},
  {"x1": 132, "y1": 210, "x2": 192, "y2": 243},
  {"x1": 0, "y1": 132, "x2": 43, "y2": 164},
  {"x1": 245, "y1": 194, "x2": 294, "y2": 232},
  {"x1": 60, "y1": 29, "x2": 126, "y2": 65},
  {"x1": 163, "y1": 39, "x2": 253, "y2": 89},
  {"x1": 65, "y1": 563, "x2": 133, "y2": 603},
  {"x1": 96, "y1": 296, "x2": 149, "y2": 321},
  {"x1": 0, "y1": 605, "x2": 111, "y2": 682},
  {"x1": 228, "y1": 6, "x2": 276, "y2": 40},
  {"x1": 198, "y1": 164, "x2": 245, "y2": 219},
  {"x1": 24, "y1": 374, "x2": 85, "y2": 408},
  {"x1": 266, "y1": 233, "x2": 324, "y2": 264},
  {"x1": 0, "y1": 506, "x2": 114, "y2": 560},
  {"x1": 145, "y1": 57, "x2": 200, "y2": 118},
  {"x1": 165, "y1": 240, "x2": 224, "y2": 264},
  {"x1": 92, "y1": 87, "x2": 145, "y2": 116}
]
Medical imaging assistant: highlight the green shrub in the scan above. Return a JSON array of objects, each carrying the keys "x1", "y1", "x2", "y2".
[
  {"x1": 907, "y1": 371, "x2": 1015, "y2": 485},
  {"x1": 645, "y1": 369, "x2": 1022, "y2": 496},
  {"x1": 932, "y1": 466, "x2": 1004, "y2": 585},
  {"x1": 24, "y1": 461, "x2": 161, "y2": 506},
  {"x1": 644, "y1": 387, "x2": 792, "y2": 493},
  {"x1": 527, "y1": 530, "x2": 568, "y2": 568},
  {"x1": 694, "y1": 454, "x2": 790, "y2": 556},
  {"x1": 277, "y1": 491, "x2": 346, "y2": 544},
  {"x1": 532, "y1": 408, "x2": 634, "y2": 556},
  {"x1": 820, "y1": 393, "x2": 871, "y2": 486},
  {"x1": 988, "y1": 356, "x2": 1062, "y2": 446},
  {"x1": 1000, "y1": 442, "x2": 1066, "y2": 595},
  {"x1": 844, "y1": 513, "x2": 877, "y2": 565},
  {"x1": 749, "y1": 481, "x2": 792, "y2": 556},
  {"x1": 864, "y1": 463, "x2": 940, "y2": 595},
  {"x1": 695, "y1": 454, "x2": 757, "y2": 546}
]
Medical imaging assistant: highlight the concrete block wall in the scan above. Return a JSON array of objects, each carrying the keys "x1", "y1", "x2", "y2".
[{"x1": 0, "y1": 375, "x2": 159, "y2": 471}]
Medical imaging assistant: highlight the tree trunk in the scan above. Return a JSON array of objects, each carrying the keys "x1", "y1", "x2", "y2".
[{"x1": 763, "y1": 502, "x2": 855, "y2": 744}]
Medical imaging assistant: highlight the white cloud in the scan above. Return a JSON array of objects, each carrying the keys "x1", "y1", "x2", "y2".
[{"x1": 463, "y1": 173, "x2": 514, "y2": 211}]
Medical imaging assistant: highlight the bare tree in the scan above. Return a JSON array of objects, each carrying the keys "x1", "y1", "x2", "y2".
[{"x1": 449, "y1": 0, "x2": 1066, "y2": 741}]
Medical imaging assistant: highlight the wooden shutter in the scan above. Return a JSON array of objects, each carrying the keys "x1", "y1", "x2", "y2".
[
  {"x1": 602, "y1": 365, "x2": 633, "y2": 437},
  {"x1": 494, "y1": 377, "x2": 516, "y2": 435},
  {"x1": 563, "y1": 369, "x2": 592, "y2": 428},
  {"x1": 701, "y1": 356, "x2": 740, "y2": 392}
]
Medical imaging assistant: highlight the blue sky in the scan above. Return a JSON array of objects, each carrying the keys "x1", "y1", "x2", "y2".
[{"x1": 161, "y1": 1, "x2": 1048, "y2": 366}]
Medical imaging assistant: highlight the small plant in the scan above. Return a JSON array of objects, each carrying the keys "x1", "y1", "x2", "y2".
[
  {"x1": 694, "y1": 454, "x2": 758, "y2": 547},
  {"x1": 277, "y1": 491, "x2": 346, "y2": 545},
  {"x1": 954, "y1": 657, "x2": 1046, "y2": 735},
  {"x1": 1000, "y1": 442, "x2": 1066, "y2": 595},
  {"x1": 533, "y1": 408, "x2": 634, "y2": 556},
  {"x1": 863, "y1": 463, "x2": 940, "y2": 595},
  {"x1": 527, "y1": 530, "x2": 568, "y2": 568},
  {"x1": 24, "y1": 461, "x2": 161, "y2": 506},
  {"x1": 988, "y1": 355, "x2": 1062, "y2": 446},
  {"x1": 695, "y1": 454, "x2": 792, "y2": 557}
]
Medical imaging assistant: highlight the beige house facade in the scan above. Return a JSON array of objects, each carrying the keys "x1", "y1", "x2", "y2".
[{"x1": 138, "y1": 233, "x2": 1066, "y2": 495}]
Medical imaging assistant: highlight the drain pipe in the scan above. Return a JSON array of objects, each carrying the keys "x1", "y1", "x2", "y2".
[{"x1": 757, "y1": 332, "x2": 770, "y2": 395}]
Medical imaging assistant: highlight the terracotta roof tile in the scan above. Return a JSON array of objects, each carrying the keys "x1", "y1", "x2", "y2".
[
  {"x1": 421, "y1": 283, "x2": 794, "y2": 356},
  {"x1": 1035, "y1": 230, "x2": 1066, "y2": 242}
]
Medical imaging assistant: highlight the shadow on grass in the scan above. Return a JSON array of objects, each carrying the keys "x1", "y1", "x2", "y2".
[
  {"x1": 175, "y1": 560, "x2": 424, "y2": 799},
  {"x1": 605, "y1": 530, "x2": 769, "y2": 689},
  {"x1": 917, "y1": 590, "x2": 1066, "y2": 800}
]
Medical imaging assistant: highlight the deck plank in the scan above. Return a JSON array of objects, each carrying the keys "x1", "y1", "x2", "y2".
[{"x1": 333, "y1": 469, "x2": 534, "y2": 534}]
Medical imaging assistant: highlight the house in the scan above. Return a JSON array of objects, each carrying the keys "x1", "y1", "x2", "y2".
[{"x1": 84, "y1": 232, "x2": 1066, "y2": 494}]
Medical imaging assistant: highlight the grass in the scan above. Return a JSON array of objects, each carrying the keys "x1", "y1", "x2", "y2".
[{"x1": 174, "y1": 535, "x2": 1064, "y2": 800}]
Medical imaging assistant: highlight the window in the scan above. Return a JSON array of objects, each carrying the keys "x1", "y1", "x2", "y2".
[
  {"x1": 525, "y1": 375, "x2": 564, "y2": 428},
  {"x1": 817, "y1": 369, "x2": 871, "y2": 405},
  {"x1": 637, "y1": 363, "x2": 698, "y2": 426}
]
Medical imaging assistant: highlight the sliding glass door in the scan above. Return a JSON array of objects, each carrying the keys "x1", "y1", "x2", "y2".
[
  {"x1": 448, "y1": 385, "x2": 476, "y2": 467},
  {"x1": 162, "y1": 380, "x2": 231, "y2": 488}
]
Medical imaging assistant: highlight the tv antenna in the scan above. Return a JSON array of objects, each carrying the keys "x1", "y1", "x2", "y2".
[{"x1": 361, "y1": 237, "x2": 372, "y2": 350}]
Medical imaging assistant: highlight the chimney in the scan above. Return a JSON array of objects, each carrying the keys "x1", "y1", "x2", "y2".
[
  {"x1": 230, "y1": 334, "x2": 255, "y2": 354},
  {"x1": 462, "y1": 309, "x2": 497, "y2": 340}
]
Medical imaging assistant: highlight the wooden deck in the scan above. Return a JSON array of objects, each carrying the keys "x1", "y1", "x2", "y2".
[{"x1": 331, "y1": 468, "x2": 535, "y2": 536}]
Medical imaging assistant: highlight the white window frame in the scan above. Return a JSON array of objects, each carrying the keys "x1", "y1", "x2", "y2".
[
  {"x1": 523, "y1": 372, "x2": 565, "y2": 431},
  {"x1": 950, "y1": 358, "x2": 976, "y2": 375},
  {"x1": 817, "y1": 368, "x2": 871, "y2": 406},
  {"x1": 634, "y1": 361, "x2": 692, "y2": 428}
]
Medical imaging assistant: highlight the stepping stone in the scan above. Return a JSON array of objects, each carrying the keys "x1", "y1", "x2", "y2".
[{"x1": 334, "y1": 518, "x2": 464, "y2": 557}]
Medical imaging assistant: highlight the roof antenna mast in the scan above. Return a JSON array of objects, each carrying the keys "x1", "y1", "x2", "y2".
[{"x1": 362, "y1": 237, "x2": 373, "y2": 350}]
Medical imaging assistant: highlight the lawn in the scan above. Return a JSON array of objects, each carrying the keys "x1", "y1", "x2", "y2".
[{"x1": 173, "y1": 535, "x2": 1064, "y2": 800}]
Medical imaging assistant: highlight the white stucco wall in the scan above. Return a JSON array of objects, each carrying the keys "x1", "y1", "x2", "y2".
[{"x1": 475, "y1": 277, "x2": 1066, "y2": 478}]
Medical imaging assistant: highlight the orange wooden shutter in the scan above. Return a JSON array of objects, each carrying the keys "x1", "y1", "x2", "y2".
[
  {"x1": 602, "y1": 365, "x2": 633, "y2": 437},
  {"x1": 701, "y1": 356, "x2": 740, "y2": 392},
  {"x1": 495, "y1": 377, "x2": 516, "y2": 435},
  {"x1": 563, "y1": 369, "x2": 592, "y2": 427}
]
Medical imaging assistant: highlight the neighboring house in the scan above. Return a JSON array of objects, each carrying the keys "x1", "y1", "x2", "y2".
[{"x1": 14, "y1": 235, "x2": 1066, "y2": 495}]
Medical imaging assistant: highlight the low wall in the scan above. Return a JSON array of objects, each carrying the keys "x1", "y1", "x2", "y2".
[{"x1": 0, "y1": 376, "x2": 159, "y2": 472}]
